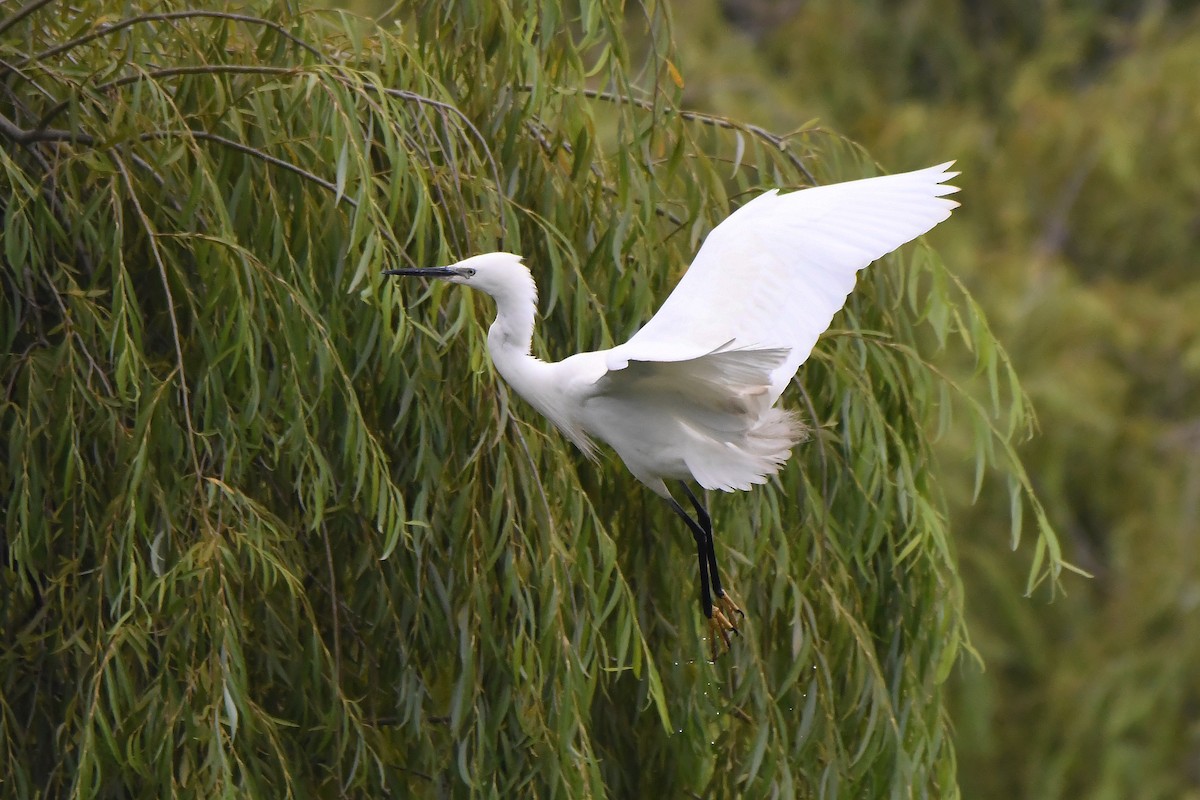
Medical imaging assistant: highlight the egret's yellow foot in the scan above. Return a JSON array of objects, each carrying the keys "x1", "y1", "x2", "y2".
[
  {"x1": 714, "y1": 590, "x2": 744, "y2": 625},
  {"x1": 707, "y1": 604, "x2": 741, "y2": 662},
  {"x1": 708, "y1": 613, "x2": 734, "y2": 662}
]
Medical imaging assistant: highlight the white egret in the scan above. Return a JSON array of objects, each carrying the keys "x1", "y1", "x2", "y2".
[{"x1": 386, "y1": 162, "x2": 959, "y2": 660}]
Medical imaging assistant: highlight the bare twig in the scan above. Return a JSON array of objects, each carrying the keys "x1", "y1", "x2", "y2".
[{"x1": 0, "y1": 111, "x2": 77, "y2": 145}]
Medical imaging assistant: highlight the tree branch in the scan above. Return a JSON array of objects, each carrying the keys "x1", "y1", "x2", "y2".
[
  {"x1": 0, "y1": 111, "x2": 79, "y2": 145},
  {"x1": 524, "y1": 118, "x2": 684, "y2": 228},
  {"x1": 175, "y1": 130, "x2": 358, "y2": 209},
  {"x1": 21, "y1": 68, "x2": 499, "y2": 230},
  {"x1": 0, "y1": 0, "x2": 55, "y2": 39},
  {"x1": 373, "y1": 84, "x2": 507, "y2": 235},
  {"x1": 16, "y1": 10, "x2": 323, "y2": 67},
  {"x1": 0, "y1": 113, "x2": 358, "y2": 210},
  {"x1": 35, "y1": 64, "x2": 301, "y2": 131},
  {"x1": 569, "y1": 87, "x2": 817, "y2": 184}
]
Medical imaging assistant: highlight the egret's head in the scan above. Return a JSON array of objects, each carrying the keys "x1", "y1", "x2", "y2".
[{"x1": 384, "y1": 252, "x2": 534, "y2": 303}]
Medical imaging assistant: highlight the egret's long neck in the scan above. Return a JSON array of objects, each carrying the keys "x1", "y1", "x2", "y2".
[
  {"x1": 486, "y1": 290, "x2": 536, "y2": 360},
  {"x1": 481, "y1": 272, "x2": 593, "y2": 456},
  {"x1": 484, "y1": 273, "x2": 544, "y2": 393}
]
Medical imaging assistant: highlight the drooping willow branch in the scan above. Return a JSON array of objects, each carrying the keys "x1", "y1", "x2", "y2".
[
  {"x1": 0, "y1": 0, "x2": 54, "y2": 39},
  {"x1": 33, "y1": 65, "x2": 303, "y2": 131},
  {"x1": 563, "y1": 86, "x2": 818, "y2": 184},
  {"x1": 372, "y1": 84, "x2": 507, "y2": 235},
  {"x1": 21, "y1": 63, "x2": 508, "y2": 239},
  {"x1": 0, "y1": 112, "x2": 359, "y2": 210},
  {"x1": 524, "y1": 117, "x2": 686, "y2": 229},
  {"x1": 111, "y1": 153, "x2": 204, "y2": 483},
  {"x1": 13, "y1": 10, "x2": 323, "y2": 67}
]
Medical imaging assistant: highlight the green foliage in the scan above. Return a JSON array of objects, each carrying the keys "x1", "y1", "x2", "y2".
[
  {"x1": 1, "y1": 1, "x2": 1055, "y2": 796},
  {"x1": 666, "y1": 1, "x2": 1200, "y2": 797}
]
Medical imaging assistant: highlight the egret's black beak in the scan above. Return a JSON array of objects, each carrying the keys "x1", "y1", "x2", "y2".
[{"x1": 382, "y1": 267, "x2": 458, "y2": 278}]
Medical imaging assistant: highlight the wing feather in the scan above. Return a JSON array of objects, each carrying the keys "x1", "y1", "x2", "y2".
[{"x1": 615, "y1": 162, "x2": 960, "y2": 401}]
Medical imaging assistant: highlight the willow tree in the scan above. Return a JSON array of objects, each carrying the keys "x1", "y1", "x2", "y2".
[{"x1": 0, "y1": 1, "x2": 1061, "y2": 797}]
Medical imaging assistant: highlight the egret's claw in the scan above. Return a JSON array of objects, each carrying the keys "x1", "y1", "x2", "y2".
[
  {"x1": 707, "y1": 606, "x2": 741, "y2": 661},
  {"x1": 714, "y1": 590, "x2": 744, "y2": 624}
]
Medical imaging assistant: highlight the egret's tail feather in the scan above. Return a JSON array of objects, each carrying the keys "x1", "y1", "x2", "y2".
[
  {"x1": 685, "y1": 406, "x2": 808, "y2": 492},
  {"x1": 668, "y1": 345, "x2": 809, "y2": 491},
  {"x1": 588, "y1": 343, "x2": 810, "y2": 492}
]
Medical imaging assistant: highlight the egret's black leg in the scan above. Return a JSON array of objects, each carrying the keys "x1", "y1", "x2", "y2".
[
  {"x1": 668, "y1": 491, "x2": 741, "y2": 660},
  {"x1": 680, "y1": 482, "x2": 746, "y2": 629},
  {"x1": 679, "y1": 483, "x2": 722, "y2": 598},
  {"x1": 667, "y1": 497, "x2": 713, "y2": 620}
]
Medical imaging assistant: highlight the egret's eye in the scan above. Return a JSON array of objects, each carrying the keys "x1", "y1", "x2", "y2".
[{"x1": 462, "y1": 268, "x2": 476, "y2": 277}]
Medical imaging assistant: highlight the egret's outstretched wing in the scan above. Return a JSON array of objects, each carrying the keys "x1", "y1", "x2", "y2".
[{"x1": 617, "y1": 162, "x2": 960, "y2": 401}]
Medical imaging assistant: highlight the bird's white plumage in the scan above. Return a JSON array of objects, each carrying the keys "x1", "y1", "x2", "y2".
[
  {"x1": 396, "y1": 163, "x2": 960, "y2": 498},
  {"x1": 615, "y1": 162, "x2": 960, "y2": 401}
]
